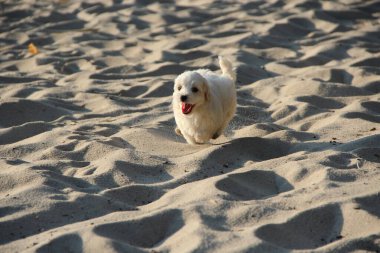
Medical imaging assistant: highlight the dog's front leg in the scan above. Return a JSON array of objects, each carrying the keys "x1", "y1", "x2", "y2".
[
  {"x1": 175, "y1": 127, "x2": 183, "y2": 136},
  {"x1": 182, "y1": 133, "x2": 198, "y2": 145}
]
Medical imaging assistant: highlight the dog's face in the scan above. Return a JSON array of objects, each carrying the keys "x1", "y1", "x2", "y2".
[{"x1": 173, "y1": 71, "x2": 209, "y2": 115}]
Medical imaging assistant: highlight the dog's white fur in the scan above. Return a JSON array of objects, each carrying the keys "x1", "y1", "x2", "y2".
[{"x1": 173, "y1": 56, "x2": 236, "y2": 144}]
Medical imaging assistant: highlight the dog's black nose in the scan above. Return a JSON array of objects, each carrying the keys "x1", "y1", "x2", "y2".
[{"x1": 180, "y1": 95, "x2": 188, "y2": 102}]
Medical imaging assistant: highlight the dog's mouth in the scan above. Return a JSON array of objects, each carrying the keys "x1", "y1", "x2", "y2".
[{"x1": 182, "y1": 103, "x2": 195, "y2": 114}]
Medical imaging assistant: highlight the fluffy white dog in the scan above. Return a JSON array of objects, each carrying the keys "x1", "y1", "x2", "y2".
[{"x1": 173, "y1": 56, "x2": 236, "y2": 144}]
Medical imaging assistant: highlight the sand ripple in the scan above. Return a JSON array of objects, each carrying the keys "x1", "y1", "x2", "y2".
[{"x1": 1, "y1": 0, "x2": 380, "y2": 252}]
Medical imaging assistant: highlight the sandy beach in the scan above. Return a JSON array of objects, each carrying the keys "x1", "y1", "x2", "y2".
[{"x1": 1, "y1": 0, "x2": 380, "y2": 252}]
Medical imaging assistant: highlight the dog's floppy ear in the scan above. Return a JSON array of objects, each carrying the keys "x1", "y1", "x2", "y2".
[{"x1": 202, "y1": 78, "x2": 210, "y2": 101}]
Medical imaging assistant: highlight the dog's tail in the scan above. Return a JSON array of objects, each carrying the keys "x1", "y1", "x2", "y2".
[{"x1": 218, "y1": 56, "x2": 236, "y2": 83}]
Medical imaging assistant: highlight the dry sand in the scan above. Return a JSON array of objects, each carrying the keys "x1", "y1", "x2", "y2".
[{"x1": 1, "y1": 0, "x2": 380, "y2": 252}]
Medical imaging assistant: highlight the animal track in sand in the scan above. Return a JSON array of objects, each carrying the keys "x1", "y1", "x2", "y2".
[
  {"x1": 110, "y1": 160, "x2": 173, "y2": 185},
  {"x1": 343, "y1": 112, "x2": 380, "y2": 124},
  {"x1": 203, "y1": 137, "x2": 291, "y2": 165},
  {"x1": 326, "y1": 168, "x2": 357, "y2": 182},
  {"x1": 355, "y1": 194, "x2": 380, "y2": 218},
  {"x1": 93, "y1": 209, "x2": 183, "y2": 248},
  {"x1": 173, "y1": 39, "x2": 208, "y2": 50},
  {"x1": 352, "y1": 147, "x2": 380, "y2": 163},
  {"x1": 140, "y1": 80, "x2": 173, "y2": 98},
  {"x1": 117, "y1": 86, "x2": 149, "y2": 98},
  {"x1": 35, "y1": 233, "x2": 83, "y2": 253},
  {"x1": 267, "y1": 18, "x2": 315, "y2": 40},
  {"x1": 361, "y1": 101, "x2": 380, "y2": 114},
  {"x1": 0, "y1": 193, "x2": 133, "y2": 244},
  {"x1": 54, "y1": 141, "x2": 78, "y2": 152},
  {"x1": 75, "y1": 124, "x2": 121, "y2": 137},
  {"x1": 215, "y1": 170, "x2": 293, "y2": 201},
  {"x1": 0, "y1": 99, "x2": 69, "y2": 128},
  {"x1": 162, "y1": 50, "x2": 211, "y2": 63},
  {"x1": 255, "y1": 204, "x2": 343, "y2": 249},
  {"x1": 320, "y1": 152, "x2": 361, "y2": 170},
  {"x1": 102, "y1": 185, "x2": 165, "y2": 206},
  {"x1": 0, "y1": 122, "x2": 52, "y2": 145},
  {"x1": 295, "y1": 95, "x2": 346, "y2": 110}
]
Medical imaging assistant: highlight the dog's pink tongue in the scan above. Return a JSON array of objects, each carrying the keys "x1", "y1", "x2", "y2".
[{"x1": 182, "y1": 103, "x2": 193, "y2": 114}]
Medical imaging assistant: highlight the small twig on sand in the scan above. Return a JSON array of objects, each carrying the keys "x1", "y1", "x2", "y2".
[{"x1": 356, "y1": 159, "x2": 361, "y2": 169}]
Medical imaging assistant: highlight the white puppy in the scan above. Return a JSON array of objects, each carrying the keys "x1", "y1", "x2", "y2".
[{"x1": 173, "y1": 56, "x2": 236, "y2": 144}]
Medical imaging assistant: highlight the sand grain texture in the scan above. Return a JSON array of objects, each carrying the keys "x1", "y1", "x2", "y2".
[{"x1": 1, "y1": 0, "x2": 380, "y2": 252}]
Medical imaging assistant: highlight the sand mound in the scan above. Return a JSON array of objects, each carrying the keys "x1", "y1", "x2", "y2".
[{"x1": 1, "y1": 0, "x2": 379, "y2": 252}]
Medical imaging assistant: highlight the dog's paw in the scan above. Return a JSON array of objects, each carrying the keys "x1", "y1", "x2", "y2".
[
  {"x1": 175, "y1": 127, "x2": 183, "y2": 136},
  {"x1": 194, "y1": 134, "x2": 209, "y2": 144}
]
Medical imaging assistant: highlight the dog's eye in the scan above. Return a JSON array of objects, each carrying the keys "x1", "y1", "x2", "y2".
[
  {"x1": 192, "y1": 87, "x2": 198, "y2": 93},
  {"x1": 178, "y1": 86, "x2": 182, "y2": 91}
]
